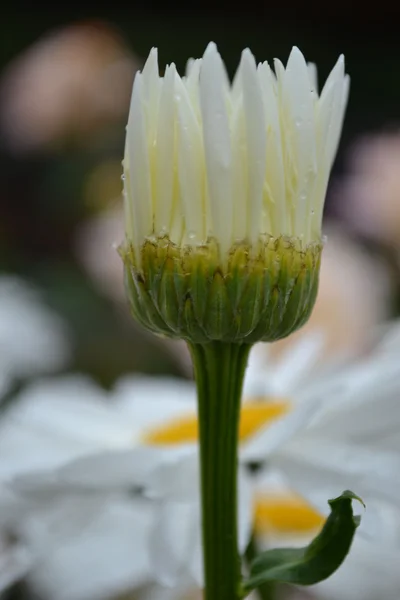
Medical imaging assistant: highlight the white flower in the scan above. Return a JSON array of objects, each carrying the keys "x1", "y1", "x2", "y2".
[
  {"x1": 243, "y1": 331, "x2": 400, "y2": 599},
  {"x1": 124, "y1": 43, "x2": 349, "y2": 258},
  {"x1": 3, "y1": 324, "x2": 400, "y2": 597},
  {"x1": 0, "y1": 486, "x2": 155, "y2": 600},
  {"x1": 122, "y1": 43, "x2": 348, "y2": 344},
  {"x1": 0, "y1": 374, "x2": 252, "y2": 599},
  {"x1": 0, "y1": 276, "x2": 70, "y2": 395}
]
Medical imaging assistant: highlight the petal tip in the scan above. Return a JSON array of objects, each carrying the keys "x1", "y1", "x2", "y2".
[
  {"x1": 204, "y1": 41, "x2": 218, "y2": 57},
  {"x1": 287, "y1": 45, "x2": 307, "y2": 68},
  {"x1": 334, "y1": 54, "x2": 345, "y2": 75},
  {"x1": 142, "y1": 47, "x2": 159, "y2": 77},
  {"x1": 241, "y1": 47, "x2": 256, "y2": 67}
]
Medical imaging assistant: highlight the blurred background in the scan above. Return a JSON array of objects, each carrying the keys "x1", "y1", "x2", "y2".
[
  {"x1": 2, "y1": 7, "x2": 400, "y2": 383},
  {"x1": 1, "y1": 5, "x2": 400, "y2": 600}
]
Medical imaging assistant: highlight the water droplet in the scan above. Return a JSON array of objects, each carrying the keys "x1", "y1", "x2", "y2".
[
  {"x1": 188, "y1": 231, "x2": 197, "y2": 240},
  {"x1": 121, "y1": 174, "x2": 126, "y2": 182}
]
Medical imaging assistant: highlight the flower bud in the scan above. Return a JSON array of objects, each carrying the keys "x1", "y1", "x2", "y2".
[{"x1": 121, "y1": 43, "x2": 348, "y2": 343}]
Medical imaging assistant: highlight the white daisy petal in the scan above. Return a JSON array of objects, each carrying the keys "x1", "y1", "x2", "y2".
[
  {"x1": 154, "y1": 63, "x2": 176, "y2": 236},
  {"x1": 241, "y1": 49, "x2": 267, "y2": 242},
  {"x1": 150, "y1": 501, "x2": 197, "y2": 588},
  {"x1": 125, "y1": 73, "x2": 153, "y2": 250},
  {"x1": 273, "y1": 437, "x2": 400, "y2": 507},
  {"x1": 0, "y1": 278, "x2": 70, "y2": 394},
  {"x1": 27, "y1": 496, "x2": 153, "y2": 600},
  {"x1": 199, "y1": 42, "x2": 233, "y2": 251},
  {"x1": 307, "y1": 62, "x2": 318, "y2": 94},
  {"x1": 176, "y1": 72, "x2": 205, "y2": 242}
]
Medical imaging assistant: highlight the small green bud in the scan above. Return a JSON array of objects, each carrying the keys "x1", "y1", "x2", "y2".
[{"x1": 120, "y1": 235, "x2": 322, "y2": 344}]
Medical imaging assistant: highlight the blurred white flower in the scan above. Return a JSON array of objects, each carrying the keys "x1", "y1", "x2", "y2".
[
  {"x1": 2, "y1": 324, "x2": 400, "y2": 597},
  {"x1": 0, "y1": 374, "x2": 252, "y2": 599},
  {"x1": 0, "y1": 485, "x2": 155, "y2": 600},
  {"x1": 244, "y1": 330, "x2": 400, "y2": 600},
  {"x1": 0, "y1": 276, "x2": 70, "y2": 396}
]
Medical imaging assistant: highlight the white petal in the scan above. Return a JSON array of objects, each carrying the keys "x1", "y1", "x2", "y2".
[
  {"x1": 0, "y1": 277, "x2": 69, "y2": 386},
  {"x1": 271, "y1": 437, "x2": 400, "y2": 513},
  {"x1": 200, "y1": 42, "x2": 233, "y2": 251},
  {"x1": 27, "y1": 496, "x2": 153, "y2": 600},
  {"x1": 319, "y1": 54, "x2": 346, "y2": 169},
  {"x1": 113, "y1": 374, "x2": 197, "y2": 428},
  {"x1": 0, "y1": 377, "x2": 135, "y2": 479},
  {"x1": 238, "y1": 467, "x2": 254, "y2": 553},
  {"x1": 149, "y1": 466, "x2": 254, "y2": 589},
  {"x1": 185, "y1": 57, "x2": 195, "y2": 77},
  {"x1": 316, "y1": 79, "x2": 338, "y2": 165},
  {"x1": 311, "y1": 56, "x2": 345, "y2": 234},
  {"x1": 142, "y1": 48, "x2": 161, "y2": 141},
  {"x1": 147, "y1": 451, "x2": 199, "y2": 501},
  {"x1": 267, "y1": 330, "x2": 325, "y2": 394},
  {"x1": 307, "y1": 62, "x2": 318, "y2": 94},
  {"x1": 273, "y1": 57, "x2": 293, "y2": 236},
  {"x1": 136, "y1": 583, "x2": 191, "y2": 600},
  {"x1": 231, "y1": 97, "x2": 248, "y2": 241},
  {"x1": 154, "y1": 64, "x2": 176, "y2": 235},
  {"x1": 185, "y1": 58, "x2": 202, "y2": 119},
  {"x1": 240, "y1": 395, "x2": 321, "y2": 463},
  {"x1": 176, "y1": 73, "x2": 206, "y2": 242},
  {"x1": 258, "y1": 62, "x2": 286, "y2": 233},
  {"x1": 12, "y1": 448, "x2": 187, "y2": 494},
  {"x1": 330, "y1": 71, "x2": 350, "y2": 163},
  {"x1": 126, "y1": 73, "x2": 153, "y2": 248},
  {"x1": 317, "y1": 535, "x2": 400, "y2": 600},
  {"x1": 310, "y1": 359, "x2": 400, "y2": 443},
  {"x1": 241, "y1": 49, "x2": 267, "y2": 242},
  {"x1": 311, "y1": 79, "x2": 342, "y2": 234},
  {"x1": 150, "y1": 500, "x2": 198, "y2": 588},
  {"x1": 242, "y1": 343, "x2": 275, "y2": 397},
  {"x1": 232, "y1": 55, "x2": 245, "y2": 105},
  {"x1": 284, "y1": 47, "x2": 317, "y2": 236}
]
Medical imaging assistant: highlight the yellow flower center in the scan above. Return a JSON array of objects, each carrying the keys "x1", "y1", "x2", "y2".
[
  {"x1": 143, "y1": 399, "x2": 289, "y2": 445},
  {"x1": 254, "y1": 494, "x2": 324, "y2": 535}
]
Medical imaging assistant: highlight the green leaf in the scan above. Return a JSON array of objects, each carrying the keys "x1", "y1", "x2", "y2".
[{"x1": 242, "y1": 490, "x2": 364, "y2": 594}]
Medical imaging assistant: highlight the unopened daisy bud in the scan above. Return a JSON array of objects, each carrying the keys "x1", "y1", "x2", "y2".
[{"x1": 121, "y1": 44, "x2": 349, "y2": 343}]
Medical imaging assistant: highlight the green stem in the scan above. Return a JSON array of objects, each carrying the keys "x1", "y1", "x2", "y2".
[{"x1": 188, "y1": 341, "x2": 251, "y2": 600}]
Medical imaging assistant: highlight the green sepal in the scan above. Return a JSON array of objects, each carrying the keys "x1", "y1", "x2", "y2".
[
  {"x1": 120, "y1": 235, "x2": 322, "y2": 344},
  {"x1": 242, "y1": 490, "x2": 364, "y2": 595}
]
